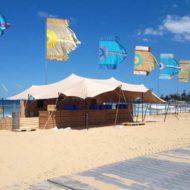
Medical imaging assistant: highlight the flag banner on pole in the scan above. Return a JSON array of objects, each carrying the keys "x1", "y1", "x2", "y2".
[
  {"x1": 134, "y1": 46, "x2": 157, "y2": 76},
  {"x1": 46, "y1": 18, "x2": 81, "y2": 61},
  {"x1": 178, "y1": 60, "x2": 190, "y2": 82},
  {"x1": 159, "y1": 54, "x2": 180, "y2": 79},
  {"x1": 99, "y1": 37, "x2": 127, "y2": 69},
  {"x1": 0, "y1": 13, "x2": 10, "y2": 36}
]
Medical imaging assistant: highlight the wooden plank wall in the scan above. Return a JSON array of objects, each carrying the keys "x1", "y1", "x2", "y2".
[
  {"x1": 88, "y1": 109, "x2": 133, "y2": 126},
  {"x1": 0, "y1": 117, "x2": 39, "y2": 130},
  {"x1": 19, "y1": 117, "x2": 39, "y2": 130},
  {"x1": 39, "y1": 106, "x2": 133, "y2": 129},
  {"x1": 0, "y1": 118, "x2": 12, "y2": 130},
  {"x1": 39, "y1": 110, "x2": 85, "y2": 129}
]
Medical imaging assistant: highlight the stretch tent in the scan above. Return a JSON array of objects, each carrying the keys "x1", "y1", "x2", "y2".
[{"x1": 8, "y1": 74, "x2": 164, "y2": 103}]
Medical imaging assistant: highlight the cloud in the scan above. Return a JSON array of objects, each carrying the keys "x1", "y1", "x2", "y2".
[
  {"x1": 163, "y1": 15, "x2": 190, "y2": 34},
  {"x1": 37, "y1": 11, "x2": 57, "y2": 18},
  {"x1": 142, "y1": 38, "x2": 150, "y2": 42},
  {"x1": 172, "y1": 4, "x2": 178, "y2": 8},
  {"x1": 140, "y1": 15, "x2": 190, "y2": 41},
  {"x1": 144, "y1": 27, "x2": 164, "y2": 36}
]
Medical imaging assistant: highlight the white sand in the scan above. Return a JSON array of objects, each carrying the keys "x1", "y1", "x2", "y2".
[{"x1": 0, "y1": 113, "x2": 190, "y2": 188}]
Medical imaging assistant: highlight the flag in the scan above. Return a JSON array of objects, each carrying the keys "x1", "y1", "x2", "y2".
[
  {"x1": 99, "y1": 37, "x2": 127, "y2": 69},
  {"x1": 0, "y1": 13, "x2": 10, "y2": 36},
  {"x1": 134, "y1": 46, "x2": 157, "y2": 75},
  {"x1": 159, "y1": 54, "x2": 180, "y2": 79},
  {"x1": 178, "y1": 60, "x2": 190, "y2": 82},
  {"x1": 46, "y1": 18, "x2": 81, "y2": 61}
]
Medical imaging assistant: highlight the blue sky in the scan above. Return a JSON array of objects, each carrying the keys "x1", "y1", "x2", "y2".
[{"x1": 0, "y1": 0, "x2": 190, "y2": 98}]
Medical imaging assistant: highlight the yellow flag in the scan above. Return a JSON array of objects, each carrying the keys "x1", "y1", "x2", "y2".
[
  {"x1": 178, "y1": 60, "x2": 190, "y2": 82},
  {"x1": 134, "y1": 46, "x2": 157, "y2": 76},
  {"x1": 46, "y1": 18, "x2": 81, "y2": 61}
]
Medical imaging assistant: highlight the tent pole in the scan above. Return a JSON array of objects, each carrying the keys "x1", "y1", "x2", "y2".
[
  {"x1": 43, "y1": 96, "x2": 64, "y2": 129},
  {"x1": 175, "y1": 101, "x2": 179, "y2": 120},
  {"x1": 143, "y1": 103, "x2": 148, "y2": 122},
  {"x1": 136, "y1": 101, "x2": 140, "y2": 122},
  {"x1": 43, "y1": 96, "x2": 66, "y2": 129},
  {"x1": 85, "y1": 99, "x2": 88, "y2": 130},
  {"x1": 164, "y1": 102, "x2": 170, "y2": 122},
  {"x1": 55, "y1": 93, "x2": 60, "y2": 107},
  {"x1": 120, "y1": 88, "x2": 133, "y2": 122},
  {"x1": 114, "y1": 93, "x2": 121, "y2": 126},
  {"x1": 28, "y1": 94, "x2": 30, "y2": 117},
  {"x1": 141, "y1": 93, "x2": 144, "y2": 122}
]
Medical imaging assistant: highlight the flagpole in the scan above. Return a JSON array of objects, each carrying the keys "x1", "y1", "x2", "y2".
[
  {"x1": 45, "y1": 59, "x2": 48, "y2": 84},
  {"x1": 45, "y1": 17, "x2": 48, "y2": 84},
  {"x1": 157, "y1": 76, "x2": 160, "y2": 96}
]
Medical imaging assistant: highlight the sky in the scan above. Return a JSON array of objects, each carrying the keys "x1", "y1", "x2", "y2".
[{"x1": 0, "y1": 0, "x2": 190, "y2": 98}]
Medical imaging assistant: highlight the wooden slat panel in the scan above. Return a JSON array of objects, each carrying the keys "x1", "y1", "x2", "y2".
[
  {"x1": 20, "y1": 117, "x2": 39, "y2": 129},
  {"x1": 0, "y1": 118, "x2": 12, "y2": 130},
  {"x1": 39, "y1": 107, "x2": 133, "y2": 129}
]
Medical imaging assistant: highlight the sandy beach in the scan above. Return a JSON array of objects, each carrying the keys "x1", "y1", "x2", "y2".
[{"x1": 0, "y1": 113, "x2": 190, "y2": 189}]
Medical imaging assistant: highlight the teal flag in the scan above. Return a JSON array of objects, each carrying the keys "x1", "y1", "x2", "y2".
[
  {"x1": 159, "y1": 54, "x2": 180, "y2": 79},
  {"x1": 0, "y1": 13, "x2": 10, "y2": 36},
  {"x1": 99, "y1": 38, "x2": 127, "y2": 69}
]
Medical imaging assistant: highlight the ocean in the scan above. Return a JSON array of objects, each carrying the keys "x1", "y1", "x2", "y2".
[
  {"x1": 133, "y1": 102, "x2": 190, "y2": 116},
  {"x1": 0, "y1": 100, "x2": 20, "y2": 118}
]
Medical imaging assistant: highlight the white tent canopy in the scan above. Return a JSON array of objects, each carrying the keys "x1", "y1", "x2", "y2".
[{"x1": 8, "y1": 74, "x2": 164, "y2": 103}]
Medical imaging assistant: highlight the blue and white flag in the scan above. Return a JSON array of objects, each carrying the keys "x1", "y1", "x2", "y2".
[
  {"x1": 159, "y1": 54, "x2": 180, "y2": 79},
  {"x1": 0, "y1": 13, "x2": 10, "y2": 36},
  {"x1": 99, "y1": 38, "x2": 127, "y2": 69}
]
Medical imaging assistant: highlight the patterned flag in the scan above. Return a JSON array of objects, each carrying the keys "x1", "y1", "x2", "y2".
[
  {"x1": 159, "y1": 54, "x2": 180, "y2": 79},
  {"x1": 134, "y1": 46, "x2": 157, "y2": 75},
  {"x1": 46, "y1": 18, "x2": 81, "y2": 61},
  {"x1": 99, "y1": 38, "x2": 127, "y2": 69},
  {"x1": 178, "y1": 60, "x2": 190, "y2": 82},
  {"x1": 0, "y1": 13, "x2": 10, "y2": 36}
]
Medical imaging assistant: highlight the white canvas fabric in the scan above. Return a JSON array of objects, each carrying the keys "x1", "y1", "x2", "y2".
[
  {"x1": 8, "y1": 74, "x2": 164, "y2": 103},
  {"x1": 46, "y1": 18, "x2": 81, "y2": 61}
]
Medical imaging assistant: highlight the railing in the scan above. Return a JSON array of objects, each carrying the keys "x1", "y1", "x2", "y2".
[{"x1": 133, "y1": 102, "x2": 190, "y2": 116}]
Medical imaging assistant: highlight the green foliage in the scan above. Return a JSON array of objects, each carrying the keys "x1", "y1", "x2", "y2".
[{"x1": 160, "y1": 91, "x2": 190, "y2": 102}]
